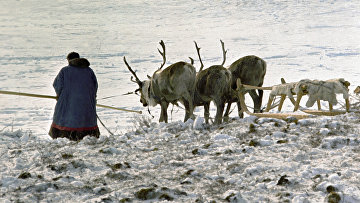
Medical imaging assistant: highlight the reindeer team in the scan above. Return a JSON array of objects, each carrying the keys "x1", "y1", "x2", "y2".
[{"x1": 124, "y1": 40, "x2": 266, "y2": 125}]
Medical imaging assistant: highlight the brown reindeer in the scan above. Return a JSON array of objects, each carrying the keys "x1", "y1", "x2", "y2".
[
  {"x1": 193, "y1": 40, "x2": 234, "y2": 124},
  {"x1": 124, "y1": 40, "x2": 196, "y2": 123},
  {"x1": 224, "y1": 55, "x2": 266, "y2": 119}
]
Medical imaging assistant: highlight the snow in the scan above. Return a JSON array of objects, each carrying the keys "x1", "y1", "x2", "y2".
[
  {"x1": 1, "y1": 0, "x2": 360, "y2": 202},
  {"x1": 3, "y1": 115, "x2": 360, "y2": 202}
]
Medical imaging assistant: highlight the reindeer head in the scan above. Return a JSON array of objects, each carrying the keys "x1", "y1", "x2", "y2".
[{"x1": 123, "y1": 40, "x2": 166, "y2": 107}]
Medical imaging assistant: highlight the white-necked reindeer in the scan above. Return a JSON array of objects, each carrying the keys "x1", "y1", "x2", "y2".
[
  {"x1": 224, "y1": 55, "x2": 267, "y2": 120},
  {"x1": 193, "y1": 40, "x2": 234, "y2": 125},
  {"x1": 124, "y1": 40, "x2": 196, "y2": 123}
]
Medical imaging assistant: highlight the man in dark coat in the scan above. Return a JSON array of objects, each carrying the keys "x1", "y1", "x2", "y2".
[{"x1": 49, "y1": 52, "x2": 100, "y2": 141}]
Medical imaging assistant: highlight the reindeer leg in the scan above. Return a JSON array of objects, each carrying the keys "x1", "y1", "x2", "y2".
[
  {"x1": 183, "y1": 99, "x2": 190, "y2": 122},
  {"x1": 182, "y1": 96, "x2": 195, "y2": 122},
  {"x1": 249, "y1": 89, "x2": 261, "y2": 113},
  {"x1": 186, "y1": 93, "x2": 195, "y2": 121},
  {"x1": 159, "y1": 101, "x2": 169, "y2": 123},
  {"x1": 215, "y1": 101, "x2": 225, "y2": 125},
  {"x1": 258, "y1": 89, "x2": 264, "y2": 112},
  {"x1": 345, "y1": 98, "x2": 350, "y2": 112},
  {"x1": 236, "y1": 101, "x2": 244, "y2": 118},
  {"x1": 223, "y1": 102, "x2": 231, "y2": 122},
  {"x1": 204, "y1": 102, "x2": 210, "y2": 124},
  {"x1": 235, "y1": 79, "x2": 246, "y2": 118}
]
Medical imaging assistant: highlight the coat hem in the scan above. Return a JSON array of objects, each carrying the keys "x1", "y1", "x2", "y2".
[{"x1": 51, "y1": 123, "x2": 98, "y2": 131}]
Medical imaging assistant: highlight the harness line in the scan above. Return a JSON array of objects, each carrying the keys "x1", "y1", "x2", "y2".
[{"x1": 0, "y1": 90, "x2": 142, "y2": 114}]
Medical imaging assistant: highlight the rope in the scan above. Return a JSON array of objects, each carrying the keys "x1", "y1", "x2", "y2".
[
  {"x1": 98, "y1": 91, "x2": 136, "y2": 100},
  {"x1": 96, "y1": 114, "x2": 114, "y2": 136},
  {"x1": 0, "y1": 90, "x2": 142, "y2": 114},
  {"x1": 0, "y1": 90, "x2": 57, "y2": 99},
  {"x1": 96, "y1": 104, "x2": 142, "y2": 114},
  {"x1": 98, "y1": 94, "x2": 124, "y2": 100},
  {"x1": 147, "y1": 107, "x2": 155, "y2": 118}
]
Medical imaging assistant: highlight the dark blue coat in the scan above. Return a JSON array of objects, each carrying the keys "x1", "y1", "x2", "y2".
[{"x1": 52, "y1": 58, "x2": 98, "y2": 130}]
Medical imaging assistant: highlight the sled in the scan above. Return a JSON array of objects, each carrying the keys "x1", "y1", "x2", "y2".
[
  {"x1": 236, "y1": 79, "x2": 311, "y2": 120},
  {"x1": 236, "y1": 77, "x2": 350, "y2": 120}
]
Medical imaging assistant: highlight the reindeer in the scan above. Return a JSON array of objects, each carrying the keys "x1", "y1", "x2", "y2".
[
  {"x1": 192, "y1": 40, "x2": 234, "y2": 125},
  {"x1": 124, "y1": 40, "x2": 196, "y2": 123},
  {"x1": 223, "y1": 55, "x2": 266, "y2": 120}
]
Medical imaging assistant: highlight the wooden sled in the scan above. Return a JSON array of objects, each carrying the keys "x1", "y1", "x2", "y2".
[
  {"x1": 236, "y1": 79, "x2": 311, "y2": 120},
  {"x1": 265, "y1": 78, "x2": 349, "y2": 116},
  {"x1": 236, "y1": 78, "x2": 349, "y2": 120},
  {"x1": 289, "y1": 78, "x2": 349, "y2": 115},
  {"x1": 293, "y1": 86, "x2": 349, "y2": 115}
]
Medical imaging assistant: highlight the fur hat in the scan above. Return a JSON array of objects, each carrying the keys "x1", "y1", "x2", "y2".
[{"x1": 67, "y1": 52, "x2": 80, "y2": 61}]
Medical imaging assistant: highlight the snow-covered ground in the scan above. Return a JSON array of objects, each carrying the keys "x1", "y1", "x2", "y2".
[
  {"x1": 1, "y1": 114, "x2": 360, "y2": 202},
  {"x1": 1, "y1": 0, "x2": 360, "y2": 202}
]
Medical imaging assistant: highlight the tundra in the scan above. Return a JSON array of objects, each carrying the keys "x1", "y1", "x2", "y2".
[
  {"x1": 193, "y1": 40, "x2": 234, "y2": 124},
  {"x1": 224, "y1": 55, "x2": 266, "y2": 119},
  {"x1": 124, "y1": 41, "x2": 196, "y2": 123}
]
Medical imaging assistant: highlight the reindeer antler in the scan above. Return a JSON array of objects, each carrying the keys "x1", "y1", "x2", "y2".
[
  {"x1": 220, "y1": 39, "x2": 227, "y2": 66},
  {"x1": 194, "y1": 41, "x2": 204, "y2": 72},
  {"x1": 123, "y1": 56, "x2": 142, "y2": 86},
  {"x1": 158, "y1": 40, "x2": 166, "y2": 70},
  {"x1": 189, "y1": 57, "x2": 194, "y2": 65}
]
